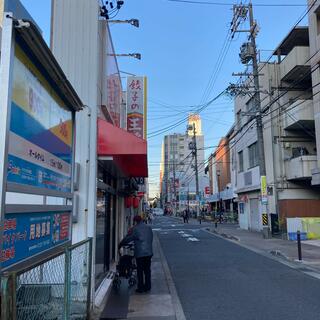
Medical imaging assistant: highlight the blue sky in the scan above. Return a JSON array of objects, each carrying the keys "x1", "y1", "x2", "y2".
[{"x1": 21, "y1": 0, "x2": 307, "y2": 196}]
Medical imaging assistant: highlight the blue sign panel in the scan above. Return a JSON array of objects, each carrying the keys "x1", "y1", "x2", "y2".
[
  {"x1": 7, "y1": 43, "x2": 73, "y2": 194},
  {"x1": 1, "y1": 211, "x2": 71, "y2": 269}
]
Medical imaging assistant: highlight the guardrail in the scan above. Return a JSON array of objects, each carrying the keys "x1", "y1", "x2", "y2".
[{"x1": 1, "y1": 238, "x2": 93, "y2": 320}]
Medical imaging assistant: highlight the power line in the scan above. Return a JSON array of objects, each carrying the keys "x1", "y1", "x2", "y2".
[
  {"x1": 148, "y1": 90, "x2": 226, "y2": 138},
  {"x1": 168, "y1": 0, "x2": 306, "y2": 7}
]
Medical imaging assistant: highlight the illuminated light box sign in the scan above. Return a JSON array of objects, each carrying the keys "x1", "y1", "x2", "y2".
[
  {"x1": 1, "y1": 211, "x2": 71, "y2": 269},
  {"x1": 7, "y1": 44, "x2": 73, "y2": 194}
]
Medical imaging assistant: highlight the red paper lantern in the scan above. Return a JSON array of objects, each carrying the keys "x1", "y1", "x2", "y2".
[
  {"x1": 125, "y1": 197, "x2": 133, "y2": 208},
  {"x1": 133, "y1": 196, "x2": 140, "y2": 209}
]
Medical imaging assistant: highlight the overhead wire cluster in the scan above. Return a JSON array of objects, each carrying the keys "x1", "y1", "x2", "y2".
[
  {"x1": 160, "y1": 0, "x2": 318, "y2": 197},
  {"x1": 99, "y1": 0, "x2": 124, "y2": 19}
]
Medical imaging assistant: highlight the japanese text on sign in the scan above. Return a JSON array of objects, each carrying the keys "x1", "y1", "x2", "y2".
[{"x1": 127, "y1": 76, "x2": 145, "y2": 139}]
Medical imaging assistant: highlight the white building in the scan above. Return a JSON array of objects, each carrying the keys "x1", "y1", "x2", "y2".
[
  {"x1": 232, "y1": 26, "x2": 320, "y2": 233},
  {"x1": 160, "y1": 114, "x2": 208, "y2": 212}
]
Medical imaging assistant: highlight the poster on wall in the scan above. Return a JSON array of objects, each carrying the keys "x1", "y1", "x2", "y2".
[
  {"x1": 1, "y1": 211, "x2": 71, "y2": 269},
  {"x1": 7, "y1": 44, "x2": 73, "y2": 195},
  {"x1": 126, "y1": 76, "x2": 147, "y2": 139}
]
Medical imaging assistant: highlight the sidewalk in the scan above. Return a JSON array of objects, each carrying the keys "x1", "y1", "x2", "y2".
[
  {"x1": 99, "y1": 234, "x2": 185, "y2": 320},
  {"x1": 207, "y1": 223, "x2": 320, "y2": 272}
]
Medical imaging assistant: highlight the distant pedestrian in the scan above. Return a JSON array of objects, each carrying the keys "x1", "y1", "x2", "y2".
[
  {"x1": 119, "y1": 215, "x2": 153, "y2": 293},
  {"x1": 182, "y1": 210, "x2": 185, "y2": 223},
  {"x1": 219, "y1": 212, "x2": 223, "y2": 224}
]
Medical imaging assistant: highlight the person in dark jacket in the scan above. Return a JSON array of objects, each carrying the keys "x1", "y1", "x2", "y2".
[{"x1": 119, "y1": 215, "x2": 153, "y2": 293}]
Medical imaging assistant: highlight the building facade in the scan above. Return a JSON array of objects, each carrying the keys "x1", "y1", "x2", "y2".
[
  {"x1": 206, "y1": 127, "x2": 237, "y2": 216},
  {"x1": 51, "y1": 0, "x2": 148, "y2": 311},
  {"x1": 308, "y1": 0, "x2": 320, "y2": 185},
  {"x1": 231, "y1": 26, "x2": 320, "y2": 233},
  {"x1": 160, "y1": 114, "x2": 209, "y2": 213}
]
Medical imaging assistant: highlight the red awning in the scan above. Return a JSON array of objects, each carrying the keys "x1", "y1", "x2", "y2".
[{"x1": 97, "y1": 118, "x2": 148, "y2": 177}]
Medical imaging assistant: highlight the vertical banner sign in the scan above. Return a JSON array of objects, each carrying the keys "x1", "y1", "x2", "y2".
[
  {"x1": 105, "y1": 26, "x2": 121, "y2": 127},
  {"x1": 127, "y1": 76, "x2": 147, "y2": 139},
  {"x1": 8, "y1": 44, "x2": 73, "y2": 194},
  {"x1": 260, "y1": 175, "x2": 268, "y2": 205}
]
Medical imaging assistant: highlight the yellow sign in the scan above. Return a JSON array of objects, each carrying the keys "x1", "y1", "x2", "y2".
[
  {"x1": 261, "y1": 176, "x2": 267, "y2": 197},
  {"x1": 301, "y1": 218, "x2": 320, "y2": 240}
]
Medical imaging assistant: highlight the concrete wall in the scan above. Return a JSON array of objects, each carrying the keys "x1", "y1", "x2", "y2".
[
  {"x1": 51, "y1": 0, "x2": 100, "y2": 305},
  {"x1": 51, "y1": 0, "x2": 99, "y2": 244}
]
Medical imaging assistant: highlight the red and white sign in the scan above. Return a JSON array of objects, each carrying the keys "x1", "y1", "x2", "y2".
[
  {"x1": 127, "y1": 76, "x2": 146, "y2": 139},
  {"x1": 205, "y1": 186, "x2": 211, "y2": 195}
]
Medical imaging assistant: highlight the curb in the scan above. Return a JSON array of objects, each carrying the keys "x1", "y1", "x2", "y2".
[
  {"x1": 269, "y1": 250, "x2": 290, "y2": 261},
  {"x1": 208, "y1": 228, "x2": 240, "y2": 242}
]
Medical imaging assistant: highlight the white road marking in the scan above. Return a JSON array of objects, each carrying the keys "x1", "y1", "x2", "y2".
[
  {"x1": 178, "y1": 231, "x2": 185, "y2": 234},
  {"x1": 187, "y1": 237, "x2": 199, "y2": 242},
  {"x1": 152, "y1": 228, "x2": 162, "y2": 231}
]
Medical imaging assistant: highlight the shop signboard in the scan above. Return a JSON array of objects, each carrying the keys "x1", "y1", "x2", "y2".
[
  {"x1": 127, "y1": 76, "x2": 147, "y2": 139},
  {"x1": 0, "y1": 16, "x2": 80, "y2": 271},
  {"x1": 7, "y1": 44, "x2": 73, "y2": 196},
  {"x1": 1, "y1": 210, "x2": 71, "y2": 269}
]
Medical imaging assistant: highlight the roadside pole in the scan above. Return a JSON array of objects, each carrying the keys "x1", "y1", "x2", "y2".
[
  {"x1": 193, "y1": 123, "x2": 200, "y2": 219},
  {"x1": 173, "y1": 157, "x2": 177, "y2": 216},
  {"x1": 230, "y1": 2, "x2": 270, "y2": 238}
]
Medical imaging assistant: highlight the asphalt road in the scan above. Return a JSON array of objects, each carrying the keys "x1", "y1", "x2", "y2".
[{"x1": 154, "y1": 216, "x2": 320, "y2": 320}]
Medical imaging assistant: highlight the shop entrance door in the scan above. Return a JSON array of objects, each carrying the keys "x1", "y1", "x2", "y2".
[
  {"x1": 95, "y1": 189, "x2": 111, "y2": 289},
  {"x1": 249, "y1": 198, "x2": 260, "y2": 231}
]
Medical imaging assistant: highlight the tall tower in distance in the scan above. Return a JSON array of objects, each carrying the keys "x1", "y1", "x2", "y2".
[{"x1": 188, "y1": 114, "x2": 202, "y2": 135}]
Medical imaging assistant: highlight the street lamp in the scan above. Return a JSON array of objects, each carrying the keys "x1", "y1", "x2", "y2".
[
  {"x1": 108, "y1": 19, "x2": 140, "y2": 28},
  {"x1": 107, "y1": 53, "x2": 141, "y2": 60}
]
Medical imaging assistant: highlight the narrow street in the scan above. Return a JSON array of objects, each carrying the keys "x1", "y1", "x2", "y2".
[{"x1": 154, "y1": 216, "x2": 320, "y2": 320}]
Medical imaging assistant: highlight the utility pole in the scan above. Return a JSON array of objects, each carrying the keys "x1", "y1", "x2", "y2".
[
  {"x1": 231, "y1": 2, "x2": 269, "y2": 238},
  {"x1": 193, "y1": 123, "x2": 200, "y2": 218},
  {"x1": 187, "y1": 184, "x2": 190, "y2": 214},
  {"x1": 248, "y1": 3, "x2": 269, "y2": 238},
  {"x1": 173, "y1": 157, "x2": 177, "y2": 216}
]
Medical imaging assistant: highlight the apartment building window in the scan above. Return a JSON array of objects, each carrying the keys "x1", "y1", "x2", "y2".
[
  {"x1": 316, "y1": 5, "x2": 320, "y2": 34},
  {"x1": 238, "y1": 151, "x2": 244, "y2": 172},
  {"x1": 248, "y1": 142, "x2": 259, "y2": 168}
]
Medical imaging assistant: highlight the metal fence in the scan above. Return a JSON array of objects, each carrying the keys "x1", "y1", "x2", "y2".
[{"x1": 1, "y1": 238, "x2": 93, "y2": 320}]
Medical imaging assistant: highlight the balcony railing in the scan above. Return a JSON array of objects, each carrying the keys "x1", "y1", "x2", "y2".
[
  {"x1": 280, "y1": 46, "x2": 310, "y2": 82},
  {"x1": 284, "y1": 99, "x2": 314, "y2": 130},
  {"x1": 285, "y1": 155, "x2": 317, "y2": 180}
]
